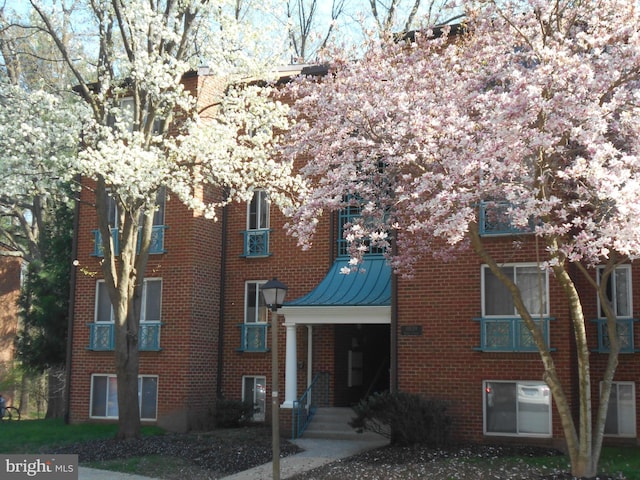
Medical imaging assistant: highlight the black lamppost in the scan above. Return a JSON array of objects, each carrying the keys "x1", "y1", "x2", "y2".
[{"x1": 261, "y1": 278, "x2": 288, "y2": 480}]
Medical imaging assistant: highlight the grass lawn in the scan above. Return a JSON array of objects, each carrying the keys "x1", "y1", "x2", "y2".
[
  {"x1": 0, "y1": 418, "x2": 163, "y2": 453},
  {"x1": 0, "y1": 419, "x2": 638, "y2": 479},
  {"x1": 509, "y1": 446, "x2": 640, "y2": 480}
]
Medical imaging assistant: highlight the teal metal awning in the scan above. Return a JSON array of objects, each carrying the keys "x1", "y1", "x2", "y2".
[{"x1": 286, "y1": 255, "x2": 391, "y2": 307}]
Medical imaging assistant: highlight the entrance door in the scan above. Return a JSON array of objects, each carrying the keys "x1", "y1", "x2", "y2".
[{"x1": 334, "y1": 324, "x2": 390, "y2": 406}]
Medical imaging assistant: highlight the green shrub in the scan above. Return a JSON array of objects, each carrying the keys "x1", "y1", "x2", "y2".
[
  {"x1": 213, "y1": 399, "x2": 256, "y2": 428},
  {"x1": 350, "y1": 391, "x2": 451, "y2": 447}
]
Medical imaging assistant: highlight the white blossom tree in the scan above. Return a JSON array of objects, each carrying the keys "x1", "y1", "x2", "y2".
[
  {"x1": 29, "y1": 0, "x2": 299, "y2": 439},
  {"x1": 0, "y1": 84, "x2": 84, "y2": 261},
  {"x1": 283, "y1": 0, "x2": 640, "y2": 476}
]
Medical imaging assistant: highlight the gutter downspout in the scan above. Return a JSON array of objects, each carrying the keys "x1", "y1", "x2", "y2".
[
  {"x1": 216, "y1": 200, "x2": 228, "y2": 399},
  {"x1": 390, "y1": 232, "x2": 398, "y2": 394},
  {"x1": 64, "y1": 179, "x2": 81, "y2": 423}
]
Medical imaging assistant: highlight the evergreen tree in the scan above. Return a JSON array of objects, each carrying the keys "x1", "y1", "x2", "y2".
[{"x1": 16, "y1": 198, "x2": 73, "y2": 418}]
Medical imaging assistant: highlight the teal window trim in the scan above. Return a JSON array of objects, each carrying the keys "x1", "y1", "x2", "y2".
[
  {"x1": 474, "y1": 317, "x2": 554, "y2": 352},
  {"x1": 241, "y1": 229, "x2": 272, "y2": 257},
  {"x1": 88, "y1": 321, "x2": 163, "y2": 351},
  {"x1": 92, "y1": 225, "x2": 167, "y2": 256},
  {"x1": 139, "y1": 322, "x2": 163, "y2": 351},
  {"x1": 479, "y1": 201, "x2": 533, "y2": 236},
  {"x1": 591, "y1": 318, "x2": 638, "y2": 353},
  {"x1": 237, "y1": 323, "x2": 269, "y2": 352},
  {"x1": 88, "y1": 322, "x2": 115, "y2": 351}
]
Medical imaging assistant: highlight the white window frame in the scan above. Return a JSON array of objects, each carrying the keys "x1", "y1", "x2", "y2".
[
  {"x1": 95, "y1": 278, "x2": 162, "y2": 323},
  {"x1": 106, "y1": 188, "x2": 166, "y2": 230},
  {"x1": 90, "y1": 374, "x2": 158, "y2": 420},
  {"x1": 597, "y1": 265, "x2": 632, "y2": 319},
  {"x1": 245, "y1": 280, "x2": 268, "y2": 325},
  {"x1": 247, "y1": 190, "x2": 270, "y2": 231},
  {"x1": 483, "y1": 380, "x2": 552, "y2": 438},
  {"x1": 242, "y1": 375, "x2": 266, "y2": 422},
  {"x1": 95, "y1": 280, "x2": 115, "y2": 323},
  {"x1": 602, "y1": 381, "x2": 636, "y2": 437},
  {"x1": 481, "y1": 264, "x2": 549, "y2": 318}
]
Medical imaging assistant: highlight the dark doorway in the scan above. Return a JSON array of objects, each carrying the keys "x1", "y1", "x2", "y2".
[{"x1": 334, "y1": 324, "x2": 390, "y2": 406}]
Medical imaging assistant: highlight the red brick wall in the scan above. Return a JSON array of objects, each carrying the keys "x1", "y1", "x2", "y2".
[
  {"x1": 69, "y1": 180, "x2": 223, "y2": 431},
  {"x1": 0, "y1": 254, "x2": 21, "y2": 367},
  {"x1": 394, "y1": 234, "x2": 640, "y2": 445},
  {"x1": 218, "y1": 195, "x2": 331, "y2": 406}
]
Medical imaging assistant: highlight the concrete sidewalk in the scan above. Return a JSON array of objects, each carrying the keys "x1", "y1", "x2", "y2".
[
  {"x1": 78, "y1": 434, "x2": 388, "y2": 480},
  {"x1": 220, "y1": 434, "x2": 389, "y2": 480},
  {"x1": 79, "y1": 467, "x2": 159, "y2": 480}
]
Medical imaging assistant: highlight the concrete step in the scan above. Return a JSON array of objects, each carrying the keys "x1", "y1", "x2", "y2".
[{"x1": 302, "y1": 407, "x2": 383, "y2": 441}]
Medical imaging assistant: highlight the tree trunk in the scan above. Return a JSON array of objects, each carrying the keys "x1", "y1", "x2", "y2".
[
  {"x1": 19, "y1": 374, "x2": 29, "y2": 417},
  {"x1": 45, "y1": 367, "x2": 66, "y2": 419},
  {"x1": 113, "y1": 229, "x2": 142, "y2": 440},
  {"x1": 115, "y1": 341, "x2": 141, "y2": 439},
  {"x1": 549, "y1": 262, "x2": 597, "y2": 478}
]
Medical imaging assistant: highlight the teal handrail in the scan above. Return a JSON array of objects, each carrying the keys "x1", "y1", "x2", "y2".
[{"x1": 292, "y1": 372, "x2": 330, "y2": 439}]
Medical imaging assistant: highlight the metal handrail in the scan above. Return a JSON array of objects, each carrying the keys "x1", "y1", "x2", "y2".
[{"x1": 292, "y1": 371, "x2": 330, "y2": 439}]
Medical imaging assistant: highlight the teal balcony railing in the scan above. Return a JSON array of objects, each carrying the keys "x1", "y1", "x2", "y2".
[
  {"x1": 241, "y1": 229, "x2": 271, "y2": 257},
  {"x1": 474, "y1": 317, "x2": 553, "y2": 352},
  {"x1": 88, "y1": 322, "x2": 163, "y2": 351},
  {"x1": 479, "y1": 202, "x2": 533, "y2": 236},
  {"x1": 592, "y1": 318, "x2": 638, "y2": 353},
  {"x1": 237, "y1": 323, "x2": 269, "y2": 352},
  {"x1": 92, "y1": 226, "x2": 167, "y2": 256}
]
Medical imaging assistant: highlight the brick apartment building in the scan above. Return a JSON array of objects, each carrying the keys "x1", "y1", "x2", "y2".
[{"x1": 67, "y1": 67, "x2": 639, "y2": 447}]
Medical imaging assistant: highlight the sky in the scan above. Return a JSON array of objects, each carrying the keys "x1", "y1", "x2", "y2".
[{"x1": 1, "y1": 0, "x2": 463, "y2": 65}]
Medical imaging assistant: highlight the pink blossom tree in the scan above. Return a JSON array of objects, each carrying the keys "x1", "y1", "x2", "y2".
[{"x1": 283, "y1": 0, "x2": 640, "y2": 476}]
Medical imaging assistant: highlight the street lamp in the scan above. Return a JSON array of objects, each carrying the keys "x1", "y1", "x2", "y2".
[{"x1": 261, "y1": 278, "x2": 288, "y2": 480}]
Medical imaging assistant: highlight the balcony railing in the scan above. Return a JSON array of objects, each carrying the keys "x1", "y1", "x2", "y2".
[
  {"x1": 92, "y1": 226, "x2": 167, "y2": 256},
  {"x1": 479, "y1": 202, "x2": 533, "y2": 236},
  {"x1": 474, "y1": 317, "x2": 553, "y2": 352},
  {"x1": 592, "y1": 318, "x2": 638, "y2": 353},
  {"x1": 237, "y1": 323, "x2": 269, "y2": 352},
  {"x1": 241, "y1": 229, "x2": 271, "y2": 257},
  {"x1": 88, "y1": 322, "x2": 163, "y2": 351}
]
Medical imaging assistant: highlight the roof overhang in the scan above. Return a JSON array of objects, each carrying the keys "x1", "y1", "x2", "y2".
[{"x1": 281, "y1": 305, "x2": 391, "y2": 325}]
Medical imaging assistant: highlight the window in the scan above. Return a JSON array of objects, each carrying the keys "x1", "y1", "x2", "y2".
[
  {"x1": 479, "y1": 201, "x2": 533, "y2": 236},
  {"x1": 477, "y1": 265, "x2": 551, "y2": 351},
  {"x1": 598, "y1": 265, "x2": 632, "y2": 318},
  {"x1": 248, "y1": 190, "x2": 269, "y2": 231},
  {"x1": 106, "y1": 188, "x2": 165, "y2": 228},
  {"x1": 90, "y1": 279, "x2": 162, "y2": 351},
  {"x1": 337, "y1": 195, "x2": 386, "y2": 257},
  {"x1": 246, "y1": 281, "x2": 268, "y2": 324},
  {"x1": 338, "y1": 202, "x2": 363, "y2": 257},
  {"x1": 93, "y1": 188, "x2": 166, "y2": 256},
  {"x1": 484, "y1": 381, "x2": 551, "y2": 437},
  {"x1": 594, "y1": 266, "x2": 637, "y2": 353},
  {"x1": 243, "y1": 376, "x2": 266, "y2": 422},
  {"x1": 483, "y1": 264, "x2": 548, "y2": 317},
  {"x1": 90, "y1": 374, "x2": 158, "y2": 420},
  {"x1": 603, "y1": 382, "x2": 636, "y2": 437},
  {"x1": 109, "y1": 97, "x2": 163, "y2": 134},
  {"x1": 96, "y1": 278, "x2": 161, "y2": 322},
  {"x1": 242, "y1": 190, "x2": 271, "y2": 257},
  {"x1": 238, "y1": 281, "x2": 268, "y2": 352}
]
